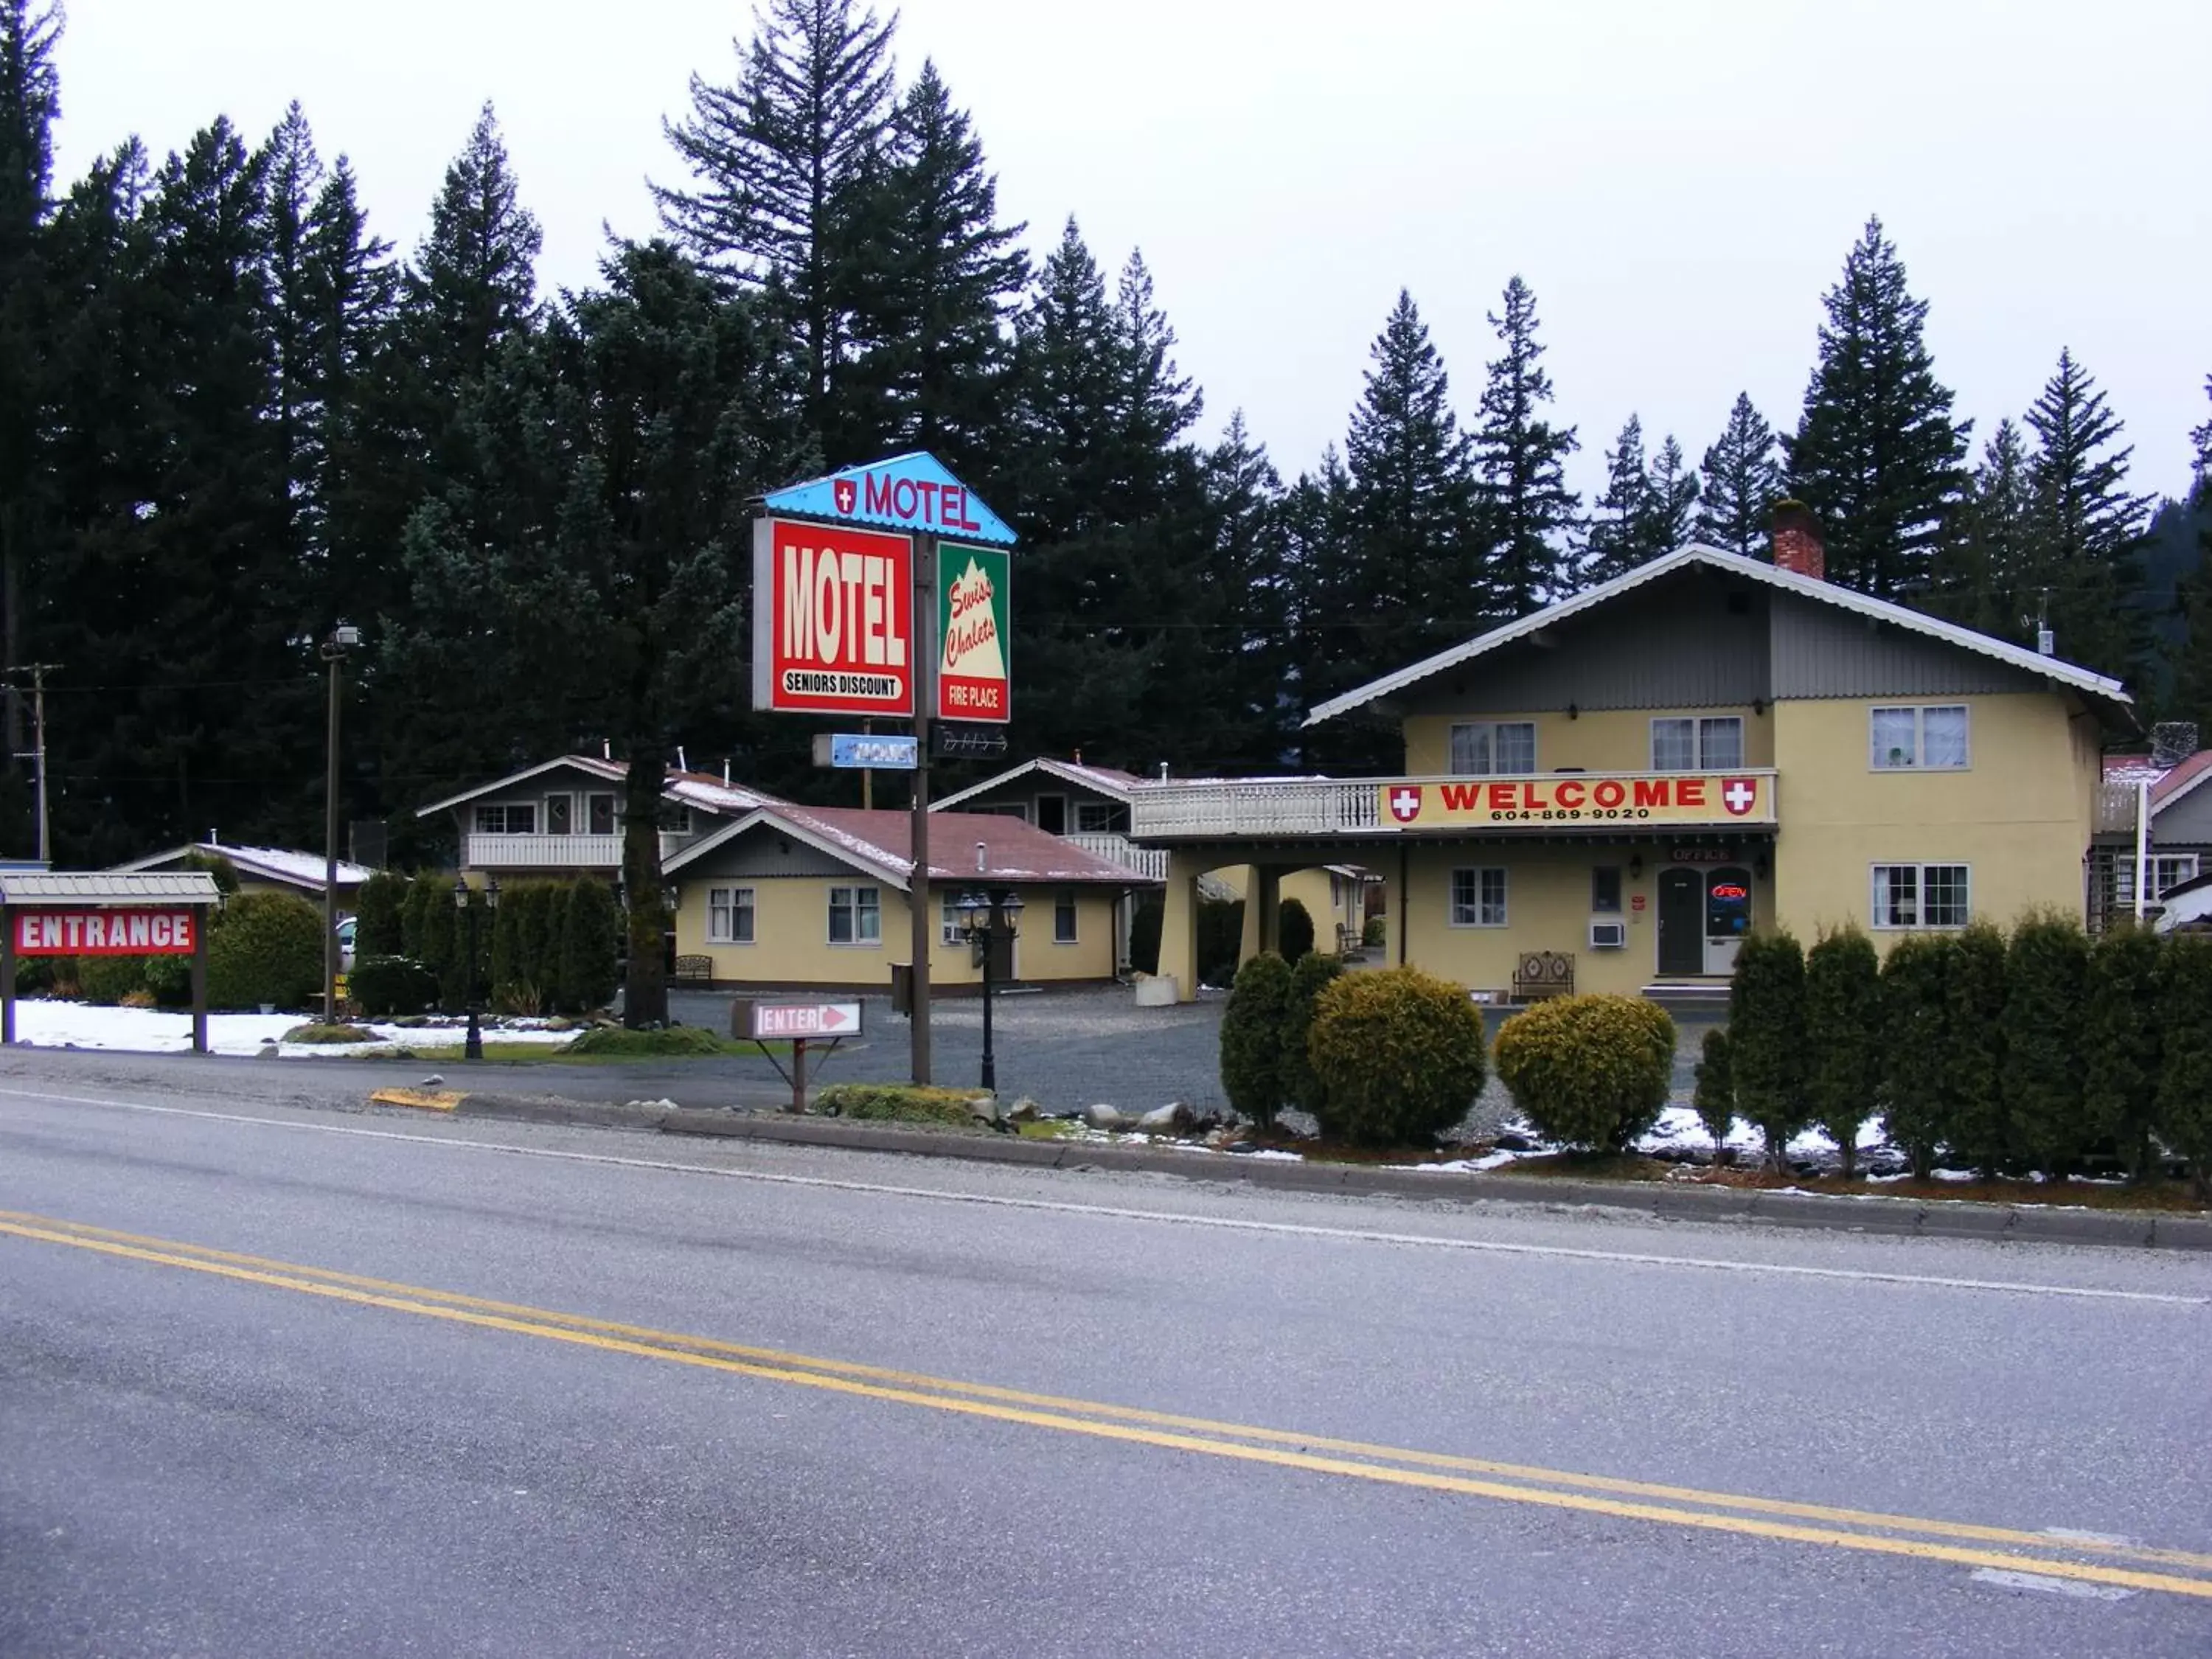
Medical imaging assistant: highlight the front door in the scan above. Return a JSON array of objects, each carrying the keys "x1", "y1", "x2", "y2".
[{"x1": 1658, "y1": 869, "x2": 1704, "y2": 976}]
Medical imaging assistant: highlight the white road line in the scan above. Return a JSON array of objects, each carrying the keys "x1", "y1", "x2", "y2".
[
  {"x1": 1970, "y1": 1567, "x2": 2135, "y2": 1601},
  {"x1": 2, "y1": 1085, "x2": 2205, "y2": 1307}
]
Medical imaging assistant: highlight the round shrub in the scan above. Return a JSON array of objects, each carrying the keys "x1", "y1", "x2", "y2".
[
  {"x1": 1281, "y1": 950, "x2": 1346, "y2": 1117},
  {"x1": 1219, "y1": 953, "x2": 1293, "y2": 1127},
  {"x1": 1495, "y1": 993, "x2": 1676, "y2": 1151},
  {"x1": 1307, "y1": 967, "x2": 1487, "y2": 1147},
  {"x1": 206, "y1": 891, "x2": 326, "y2": 1011},
  {"x1": 1277, "y1": 897, "x2": 1315, "y2": 964}
]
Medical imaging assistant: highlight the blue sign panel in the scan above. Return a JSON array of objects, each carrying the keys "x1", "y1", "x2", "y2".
[
  {"x1": 829, "y1": 733, "x2": 919, "y2": 771},
  {"x1": 764, "y1": 451, "x2": 1017, "y2": 547}
]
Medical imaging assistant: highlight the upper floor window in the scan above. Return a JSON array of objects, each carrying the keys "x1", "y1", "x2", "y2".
[
  {"x1": 658, "y1": 804, "x2": 695, "y2": 835},
  {"x1": 587, "y1": 793, "x2": 617, "y2": 835},
  {"x1": 545, "y1": 794, "x2": 573, "y2": 836},
  {"x1": 1074, "y1": 800, "x2": 1130, "y2": 834},
  {"x1": 1871, "y1": 704, "x2": 1969, "y2": 771},
  {"x1": 473, "y1": 802, "x2": 535, "y2": 835},
  {"x1": 2116, "y1": 854, "x2": 2199, "y2": 906},
  {"x1": 1448, "y1": 722, "x2": 1537, "y2": 776},
  {"x1": 1651, "y1": 716, "x2": 1742, "y2": 771},
  {"x1": 1035, "y1": 794, "x2": 1068, "y2": 835}
]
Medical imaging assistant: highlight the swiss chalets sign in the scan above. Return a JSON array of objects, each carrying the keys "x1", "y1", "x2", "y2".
[
  {"x1": 1382, "y1": 773, "x2": 1773, "y2": 828},
  {"x1": 14, "y1": 908, "x2": 200, "y2": 955},
  {"x1": 751, "y1": 520, "x2": 915, "y2": 715},
  {"x1": 936, "y1": 543, "x2": 1009, "y2": 723},
  {"x1": 765, "y1": 452, "x2": 1018, "y2": 546}
]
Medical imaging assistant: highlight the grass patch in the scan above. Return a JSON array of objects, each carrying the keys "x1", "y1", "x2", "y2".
[
  {"x1": 1015, "y1": 1118, "x2": 1086, "y2": 1140},
  {"x1": 563, "y1": 1024, "x2": 735, "y2": 1058},
  {"x1": 813, "y1": 1083, "x2": 990, "y2": 1128},
  {"x1": 280, "y1": 1023, "x2": 380, "y2": 1045}
]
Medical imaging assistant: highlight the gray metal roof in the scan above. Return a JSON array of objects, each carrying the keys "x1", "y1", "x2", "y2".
[{"x1": 0, "y1": 872, "x2": 226, "y2": 905}]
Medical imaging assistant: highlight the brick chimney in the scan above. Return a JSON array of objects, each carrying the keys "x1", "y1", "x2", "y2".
[{"x1": 1772, "y1": 500, "x2": 1824, "y2": 580}]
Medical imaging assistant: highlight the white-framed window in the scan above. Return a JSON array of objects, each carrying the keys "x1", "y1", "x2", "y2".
[
  {"x1": 940, "y1": 893, "x2": 965, "y2": 947},
  {"x1": 587, "y1": 793, "x2": 617, "y2": 835},
  {"x1": 545, "y1": 793, "x2": 574, "y2": 835},
  {"x1": 1054, "y1": 888, "x2": 1079, "y2": 944},
  {"x1": 1650, "y1": 715, "x2": 1743, "y2": 771},
  {"x1": 2116, "y1": 854, "x2": 2200, "y2": 906},
  {"x1": 473, "y1": 802, "x2": 536, "y2": 835},
  {"x1": 707, "y1": 886, "x2": 755, "y2": 945},
  {"x1": 1447, "y1": 722, "x2": 1537, "y2": 776},
  {"x1": 1870, "y1": 704, "x2": 1969, "y2": 771},
  {"x1": 1871, "y1": 863, "x2": 1971, "y2": 929},
  {"x1": 829, "y1": 885, "x2": 881, "y2": 945},
  {"x1": 1450, "y1": 867, "x2": 1509, "y2": 927},
  {"x1": 1074, "y1": 800, "x2": 1128, "y2": 833}
]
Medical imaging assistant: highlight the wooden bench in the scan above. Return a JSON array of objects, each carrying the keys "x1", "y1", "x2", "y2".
[
  {"x1": 1512, "y1": 950, "x2": 1575, "y2": 1001},
  {"x1": 672, "y1": 954, "x2": 714, "y2": 985}
]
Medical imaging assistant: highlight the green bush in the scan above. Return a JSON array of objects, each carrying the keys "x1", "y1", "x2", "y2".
[
  {"x1": 206, "y1": 891, "x2": 326, "y2": 1011},
  {"x1": 562, "y1": 1023, "x2": 727, "y2": 1057},
  {"x1": 1127, "y1": 894, "x2": 1164, "y2": 976},
  {"x1": 354, "y1": 871, "x2": 408, "y2": 957},
  {"x1": 1307, "y1": 967, "x2": 1486, "y2": 1147},
  {"x1": 180, "y1": 849, "x2": 240, "y2": 895},
  {"x1": 561, "y1": 879, "x2": 622, "y2": 1012},
  {"x1": 2154, "y1": 934, "x2": 2212, "y2": 1200},
  {"x1": 1362, "y1": 914, "x2": 1385, "y2": 949},
  {"x1": 1694, "y1": 1027, "x2": 1736, "y2": 1154},
  {"x1": 1803, "y1": 928, "x2": 1880, "y2": 1177},
  {"x1": 813, "y1": 1082, "x2": 987, "y2": 1126},
  {"x1": 2003, "y1": 909, "x2": 2090, "y2": 1176},
  {"x1": 1278, "y1": 897, "x2": 1315, "y2": 964},
  {"x1": 77, "y1": 955, "x2": 147, "y2": 1006},
  {"x1": 1197, "y1": 898, "x2": 1244, "y2": 989},
  {"x1": 142, "y1": 953, "x2": 192, "y2": 1009},
  {"x1": 348, "y1": 955, "x2": 441, "y2": 1018},
  {"x1": 1878, "y1": 933, "x2": 1952, "y2": 1179},
  {"x1": 1729, "y1": 931, "x2": 1806, "y2": 1169},
  {"x1": 1281, "y1": 950, "x2": 1346, "y2": 1117},
  {"x1": 1219, "y1": 953, "x2": 1293, "y2": 1128},
  {"x1": 2083, "y1": 923, "x2": 2163, "y2": 1181},
  {"x1": 1943, "y1": 922, "x2": 2011, "y2": 1178},
  {"x1": 1494, "y1": 993, "x2": 1675, "y2": 1152}
]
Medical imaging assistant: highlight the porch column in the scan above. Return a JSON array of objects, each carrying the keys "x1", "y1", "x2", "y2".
[
  {"x1": 1255, "y1": 866, "x2": 1282, "y2": 957},
  {"x1": 1237, "y1": 864, "x2": 1262, "y2": 965},
  {"x1": 1158, "y1": 851, "x2": 1206, "y2": 1003}
]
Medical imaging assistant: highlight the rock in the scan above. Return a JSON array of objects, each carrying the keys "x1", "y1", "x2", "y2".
[
  {"x1": 420, "y1": 1074, "x2": 445, "y2": 1088},
  {"x1": 1492, "y1": 1129, "x2": 1538, "y2": 1152},
  {"x1": 1226, "y1": 1140, "x2": 1259, "y2": 1155},
  {"x1": 1082, "y1": 1103, "x2": 1128, "y2": 1131},
  {"x1": 1004, "y1": 1097, "x2": 1040, "y2": 1124},
  {"x1": 968, "y1": 1096, "x2": 1002, "y2": 1126},
  {"x1": 1203, "y1": 1127, "x2": 1237, "y2": 1150},
  {"x1": 1138, "y1": 1102, "x2": 1195, "y2": 1134}
]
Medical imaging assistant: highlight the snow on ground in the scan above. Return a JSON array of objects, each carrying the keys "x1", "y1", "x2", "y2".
[
  {"x1": 6, "y1": 1001, "x2": 578, "y2": 1059},
  {"x1": 1634, "y1": 1105, "x2": 1885, "y2": 1163}
]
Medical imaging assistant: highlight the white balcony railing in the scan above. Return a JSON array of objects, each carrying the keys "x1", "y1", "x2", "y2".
[
  {"x1": 1128, "y1": 771, "x2": 1780, "y2": 841},
  {"x1": 464, "y1": 832, "x2": 689, "y2": 869},
  {"x1": 1062, "y1": 831, "x2": 1170, "y2": 880}
]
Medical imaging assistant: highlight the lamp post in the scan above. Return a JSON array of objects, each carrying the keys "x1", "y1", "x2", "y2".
[
  {"x1": 453, "y1": 877, "x2": 499, "y2": 1060},
  {"x1": 956, "y1": 887, "x2": 1023, "y2": 1093},
  {"x1": 320, "y1": 623, "x2": 360, "y2": 1020}
]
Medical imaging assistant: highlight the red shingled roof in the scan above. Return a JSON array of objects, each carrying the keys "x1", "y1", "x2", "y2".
[{"x1": 772, "y1": 805, "x2": 1150, "y2": 886}]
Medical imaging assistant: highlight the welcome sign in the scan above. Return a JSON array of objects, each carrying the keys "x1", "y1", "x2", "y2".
[{"x1": 936, "y1": 542, "x2": 1010, "y2": 723}]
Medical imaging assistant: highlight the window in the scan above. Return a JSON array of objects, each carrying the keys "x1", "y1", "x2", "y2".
[
  {"x1": 1450, "y1": 867, "x2": 1509, "y2": 927},
  {"x1": 1651, "y1": 715, "x2": 1742, "y2": 771},
  {"x1": 658, "y1": 803, "x2": 694, "y2": 834},
  {"x1": 1871, "y1": 863, "x2": 1971, "y2": 929},
  {"x1": 1054, "y1": 888, "x2": 1079, "y2": 944},
  {"x1": 587, "y1": 793, "x2": 617, "y2": 835},
  {"x1": 1035, "y1": 794, "x2": 1067, "y2": 835},
  {"x1": 707, "y1": 886, "x2": 754, "y2": 945},
  {"x1": 1074, "y1": 801, "x2": 1129, "y2": 834},
  {"x1": 1448, "y1": 722, "x2": 1537, "y2": 776},
  {"x1": 1871, "y1": 705, "x2": 1969, "y2": 770},
  {"x1": 545, "y1": 794, "x2": 573, "y2": 836},
  {"x1": 828, "y1": 885, "x2": 880, "y2": 945},
  {"x1": 472, "y1": 802, "x2": 535, "y2": 835},
  {"x1": 2116, "y1": 854, "x2": 2200, "y2": 905},
  {"x1": 1591, "y1": 866, "x2": 1623, "y2": 914},
  {"x1": 940, "y1": 893, "x2": 965, "y2": 947}
]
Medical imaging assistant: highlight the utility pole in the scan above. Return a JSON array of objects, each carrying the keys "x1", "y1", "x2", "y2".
[
  {"x1": 910, "y1": 534, "x2": 936, "y2": 1084},
  {"x1": 7, "y1": 664, "x2": 60, "y2": 865}
]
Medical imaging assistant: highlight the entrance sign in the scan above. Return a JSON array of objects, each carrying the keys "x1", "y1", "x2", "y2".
[
  {"x1": 14, "y1": 908, "x2": 198, "y2": 955},
  {"x1": 936, "y1": 542, "x2": 1010, "y2": 723},
  {"x1": 742, "y1": 1000, "x2": 863, "y2": 1040},
  {"x1": 765, "y1": 451, "x2": 1017, "y2": 546},
  {"x1": 1377, "y1": 773, "x2": 1775, "y2": 829},
  {"x1": 751, "y1": 518, "x2": 915, "y2": 715},
  {"x1": 816, "y1": 733, "x2": 919, "y2": 771}
]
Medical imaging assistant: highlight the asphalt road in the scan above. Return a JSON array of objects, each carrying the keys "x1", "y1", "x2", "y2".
[{"x1": 2, "y1": 1069, "x2": 2208, "y2": 1656}]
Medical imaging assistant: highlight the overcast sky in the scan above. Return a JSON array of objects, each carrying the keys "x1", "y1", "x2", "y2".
[{"x1": 52, "y1": 0, "x2": 2212, "y2": 502}]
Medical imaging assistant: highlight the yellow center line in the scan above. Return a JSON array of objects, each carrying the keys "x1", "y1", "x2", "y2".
[{"x1": 6, "y1": 1211, "x2": 2210, "y2": 1601}]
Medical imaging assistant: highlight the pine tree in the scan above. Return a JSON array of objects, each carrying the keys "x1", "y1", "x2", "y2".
[
  {"x1": 2023, "y1": 347, "x2": 2154, "y2": 681},
  {"x1": 1110, "y1": 249, "x2": 1202, "y2": 517},
  {"x1": 1189, "y1": 411, "x2": 1293, "y2": 771},
  {"x1": 1579, "y1": 414, "x2": 1649, "y2": 585},
  {"x1": 2154, "y1": 933, "x2": 2212, "y2": 1201},
  {"x1": 1694, "y1": 392, "x2": 1781, "y2": 558},
  {"x1": 1803, "y1": 927, "x2": 1879, "y2": 1178},
  {"x1": 1729, "y1": 930, "x2": 1806, "y2": 1170},
  {"x1": 1644, "y1": 436, "x2": 1699, "y2": 558},
  {"x1": 1878, "y1": 933, "x2": 1952, "y2": 1180},
  {"x1": 2164, "y1": 377, "x2": 2212, "y2": 736},
  {"x1": 1942, "y1": 921, "x2": 2010, "y2": 1179},
  {"x1": 2082, "y1": 923, "x2": 2163, "y2": 1182},
  {"x1": 2002, "y1": 911, "x2": 2090, "y2": 1178},
  {"x1": 1473, "y1": 274, "x2": 1579, "y2": 612},
  {"x1": 1782, "y1": 218, "x2": 1969, "y2": 599},
  {"x1": 404, "y1": 103, "x2": 540, "y2": 397},
  {"x1": 654, "y1": 0, "x2": 897, "y2": 423},
  {"x1": 1935, "y1": 419, "x2": 2037, "y2": 636}
]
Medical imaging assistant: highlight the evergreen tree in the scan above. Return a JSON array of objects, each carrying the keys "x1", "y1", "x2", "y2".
[
  {"x1": 2023, "y1": 347, "x2": 2154, "y2": 680},
  {"x1": 403, "y1": 103, "x2": 539, "y2": 400},
  {"x1": 2081, "y1": 924, "x2": 2163, "y2": 1182},
  {"x1": 1878, "y1": 933, "x2": 1952, "y2": 1180},
  {"x1": 1934, "y1": 419, "x2": 2036, "y2": 636},
  {"x1": 655, "y1": 0, "x2": 897, "y2": 424},
  {"x1": 1579, "y1": 414, "x2": 1649, "y2": 585},
  {"x1": 1782, "y1": 217, "x2": 1969, "y2": 599},
  {"x1": 2166, "y1": 377, "x2": 2212, "y2": 737},
  {"x1": 1189, "y1": 411, "x2": 1293, "y2": 770},
  {"x1": 1279, "y1": 450, "x2": 1374, "y2": 771},
  {"x1": 2001, "y1": 911, "x2": 2090, "y2": 1177},
  {"x1": 1729, "y1": 930, "x2": 1806, "y2": 1170},
  {"x1": 1694, "y1": 392, "x2": 1781, "y2": 558},
  {"x1": 1473, "y1": 274, "x2": 1578, "y2": 612},
  {"x1": 1644, "y1": 435, "x2": 1699, "y2": 558},
  {"x1": 2154, "y1": 933, "x2": 2212, "y2": 1201},
  {"x1": 1803, "y1": 927, "x2": 1879, "y2": 1178},
  {"x1": 1942, "y1": 921, "x2": 2010, "y2": 1178},
  {"x1": 1693, "y1": 1027, "x2": 1736, "y2": 1158}
]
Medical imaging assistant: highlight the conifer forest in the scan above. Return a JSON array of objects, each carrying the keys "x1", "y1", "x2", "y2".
[{"x1": 1, "y1": 0, "x2": 2208, "y2": 869}]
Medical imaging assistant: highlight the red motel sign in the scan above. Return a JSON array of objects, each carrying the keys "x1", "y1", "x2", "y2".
[
  {"x1": 14, "y1": 908, "x2": 199, "y2": 956},
  {"x1": 751, "y1": 518, "x2": 916, "y2": 717}
]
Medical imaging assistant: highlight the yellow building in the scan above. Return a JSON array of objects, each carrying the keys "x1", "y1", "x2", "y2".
[
  {"x1": 1139, "y1": 536, "x2": 2133, "y2": 1001},
  {"x1": 662, "y1": 801, "x2": 1152, "y2": 991}
]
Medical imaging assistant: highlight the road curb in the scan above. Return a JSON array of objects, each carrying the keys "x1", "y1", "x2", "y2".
[{"x1": 397, "y1": 1091, "x2": 2211, "y2": 1252}]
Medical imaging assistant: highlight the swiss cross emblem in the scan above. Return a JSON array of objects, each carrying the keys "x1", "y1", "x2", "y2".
[
  {"x1": 1721, "y1": 778, "x2": 1759, "y2": 816},
  {"x1": 832, "y1": 477, "x2": 858, "y2": 515},
  {"x1": 1388, "y1": 787, "x2": 1423, "y2": 824}
]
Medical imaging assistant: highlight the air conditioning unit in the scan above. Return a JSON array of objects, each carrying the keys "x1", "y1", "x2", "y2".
[{"x1": 1589, "y1": 920, "x2": 1628, "y2": 950}]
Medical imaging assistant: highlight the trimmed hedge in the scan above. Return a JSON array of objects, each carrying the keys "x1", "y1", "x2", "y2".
[
  {"x1": 354, "y1": 871, "x2": 408, "y2": 957},
  {"x1": 1694, "y1": 1027, "x2": 1736, "y2": 1155},
  {"x1": 1219, "y1": 952, "x2": 1293, "y2": 1128},
  {"x1": 79, "y1": 954, "x2": 150, "y2": 1006},
  {"x1": 1730, "y1": 931, "x2": 1806, "y2": 1169},
  {"x1": 1943, "y1": 922, "x2": 2010, "y2": 1178},
  {"x1": 1494, "y1": 993, "x2": 1674, "y2": 1152},
  {"x1": 563, "y1": 1023, "x2": 726, "y2": 1057},
  {"x1": 2084, "y1": 922, "x2": 2163, "y2": 1181},
  {"x1": 813, "y1": 1083, "x2": 987, "y2": 1126},
  {"x1": 2003, "y1": 911, "x2": 2090, "y2": 1177},
  {"x1": 1307, "y1": 967, "x2": 1486, "y2": 1147},
  {"x1": 349, "y1": 955, "x2": 441, "y2": 1018},
  {"x1": 1278, "y1": 897, "x2": 1315, "y2": 964},
  {"x1": 1803, "y1": 927, "x2": 1879, "y2": 1177},
  {"x1": 2155, "y1": 935, "x2": 2212, "y2": 1200},
  {"x1": 206, "y1": 891, "x2": 325, "y2": 1011},
  {"x1": 1281, "y1": 950, "x2": 1346, "y2": 1118}
]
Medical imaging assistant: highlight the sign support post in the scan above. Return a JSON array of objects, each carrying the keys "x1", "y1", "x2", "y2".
[
  {"x1": 1, "y1": 905, "x2": 14, "y2": 1046},
  {"x1": 191, "y1": 910, "x2": 209, "y2": 1055},
  {"x1": 910, "y1": 532, "x2": 936, "y2": 1085}
]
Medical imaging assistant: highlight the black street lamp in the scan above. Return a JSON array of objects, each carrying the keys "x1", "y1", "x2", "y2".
[
  {"x1": 452, "y1": 876, "x2": 500, "y2": 1060},
  {"x1": 956, "y1": 887, "x2": 1023, "y2": 1093}
]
